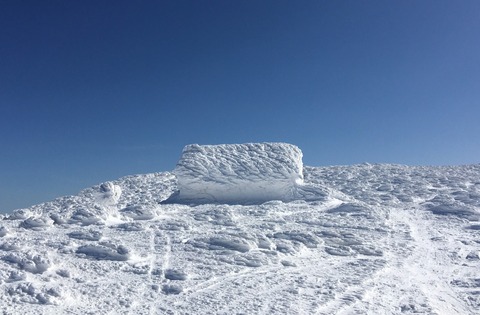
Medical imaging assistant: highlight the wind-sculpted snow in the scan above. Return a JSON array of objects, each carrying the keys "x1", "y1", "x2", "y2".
[
  {"x1": 169, "y1": 143, "x2": 326, "y2": 204},
  {"x1": 1, "y1": 145, "x2": 480, "y2": 314}
]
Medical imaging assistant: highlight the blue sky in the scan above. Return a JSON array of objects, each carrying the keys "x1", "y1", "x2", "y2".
[{"x1": 1, "y1": 1, "x2": 480, "y2": 213}]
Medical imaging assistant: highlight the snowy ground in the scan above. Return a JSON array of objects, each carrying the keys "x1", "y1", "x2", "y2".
[{"x1": 0, "y1": 144, "x2": 479, "y2": 314}]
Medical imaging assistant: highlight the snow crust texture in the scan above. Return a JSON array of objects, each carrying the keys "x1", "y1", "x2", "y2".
[
  {"x1": 170, "y1": 143, "x2": 306, "y2": 204},
  {"x1": 1, "y1": 143, "x2": 480, "y2": 314}
]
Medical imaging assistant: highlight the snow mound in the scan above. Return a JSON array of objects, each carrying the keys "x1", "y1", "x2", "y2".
[
  {"x1": 76, "y1": 243, "x2": 130, "y2": 261},
  {"x1": 168, "y1": 143, "x2": 325, "y2": 204}
]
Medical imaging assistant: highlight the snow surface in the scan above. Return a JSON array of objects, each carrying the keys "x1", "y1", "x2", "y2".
[{"x1": 1, "y1": 143, "x2": 480, "y2": 314}]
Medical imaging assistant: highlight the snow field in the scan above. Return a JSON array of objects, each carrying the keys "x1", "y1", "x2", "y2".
[{"x1": 0, "y1": 144, "x2": 479, "y2": 314}]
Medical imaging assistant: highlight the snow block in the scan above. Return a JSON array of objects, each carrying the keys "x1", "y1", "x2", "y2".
[{"x1": 168, "y1": 143, "x2": 305, "y2": 204}]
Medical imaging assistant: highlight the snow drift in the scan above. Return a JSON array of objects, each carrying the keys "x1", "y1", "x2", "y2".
[{"x1": 168, "y1": 143, "x2": 309, "y2": 204}]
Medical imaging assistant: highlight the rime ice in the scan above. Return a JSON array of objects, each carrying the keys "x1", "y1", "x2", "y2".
[{"x1": 170, "y1": 143, "x2": 305, "y2": 204}]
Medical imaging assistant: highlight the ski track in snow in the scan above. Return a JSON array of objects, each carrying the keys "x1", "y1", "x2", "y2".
[{"x1": 0, "y1": 144, "x2": 479, "y2": 314}]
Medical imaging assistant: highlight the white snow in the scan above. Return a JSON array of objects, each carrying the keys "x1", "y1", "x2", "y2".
[
  {"x1": 169, "y1": 143, "x2": 305, "y2": 204},
  {"x1": 0, "y1": 143, "x2": 479, "y2": 314}
]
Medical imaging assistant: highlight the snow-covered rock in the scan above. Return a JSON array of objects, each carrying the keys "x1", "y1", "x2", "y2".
[
  {"x1": 96, "y1": 182, "x2": 122, "y2": 207},
  {"x1": 168, "y1": 143, "x2": 306, "y2": 204}
]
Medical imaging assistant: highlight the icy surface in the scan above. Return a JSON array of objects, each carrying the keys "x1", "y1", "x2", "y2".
[
  {"x1": 1, "y1": 144, "x2": 480, "y2": 314},
  {"x1": 169, "y1": 143, "x2": 306, "y2": 204}
]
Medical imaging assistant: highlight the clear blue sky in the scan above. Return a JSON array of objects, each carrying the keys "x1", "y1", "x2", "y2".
[{"x1": 1, "y1": 1, "x2": 479, "y2": 213}]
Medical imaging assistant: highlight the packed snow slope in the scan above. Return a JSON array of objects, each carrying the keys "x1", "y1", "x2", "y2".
[{"x1": 0, "y1": 143, "x2": 479, "y2": 315}]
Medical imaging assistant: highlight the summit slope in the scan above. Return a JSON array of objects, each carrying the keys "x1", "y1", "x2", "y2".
[{"x1": 0, "y1": 143, "x2": 479, "y2": 314}]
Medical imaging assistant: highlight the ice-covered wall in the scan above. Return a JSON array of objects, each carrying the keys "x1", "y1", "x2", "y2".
[{"x1": 169, "y1": 143, "x2": 305, "y2": 204}]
